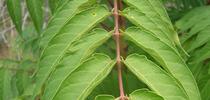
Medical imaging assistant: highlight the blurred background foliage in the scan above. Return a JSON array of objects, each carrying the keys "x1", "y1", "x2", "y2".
[{"x1": 0, "y1": 0, "x2": 210, "y2": 100}]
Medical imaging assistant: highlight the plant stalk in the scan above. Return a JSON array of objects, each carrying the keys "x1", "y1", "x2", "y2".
[{"x1": 113, "y1": 0, "x2": 125, "y2": 99}]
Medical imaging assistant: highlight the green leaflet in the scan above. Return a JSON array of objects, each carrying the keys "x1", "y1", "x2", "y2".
[
  {"x1": 196, "y1": 63, "x2": 210, "y2": 90},
  {"x1": 48, "y1": 0, "x2": 96, "y2": 14},
  {"x1": 123, "y1": 0, "x2": 171, "y2": 23},
  {"x1": 33, "y1": 6, "x2": 110, "y2": 97},
  {"x1": 124, "y1": 27, "x2": 201, "y2": 100},
  {"x1": 129, "y1": 89, "x2": 164, "y2": 100},
  {"x1": 0, "y1": 66, "x2": 16, "y2": 100},
  {"x1": 122, "y1": 8, "x2": 188, "y2": 57},
  {"x1": 0, "y1": 60, "x2": 19, "y2": 100},
  {"x1": 6, "y1": 0, "x2": 22, "y2": 34},
  {"x1": 122, "y1": 7, "x2": 172, "y2": 47},
  {"x1": 175, "y1": 6, "x2": 210, "y2": 68},
  {"x1": 48, "y1": 0, "x2": 67, "y2": 14},
  {"x1": 53, "y1": 54, "x2": 115, "y2": 100},
  {"x1": 26, "y1": 0, "x2": 44, "y2": 34},
  {"x1": 124, "y1": 68, "x2": 147, "y2": 94},
  {"x1": 95, "y1": 95, "x2": 115, "y2": 100},
  {"x1": 16, "y1": 60, "x2": 35, "y2": 95},
  {"x1": 0, "y1": 69, "x2": 12, "y2": 100},
  {"x1": 87, "y1": 69, "x2": 120, "y2": 99},
  {"x1": 40, "y1": 0, "x2": 92, "y2": 48},
  {"x1": 122, "y1": 0, "x2": 181, "y2": 48},
  {"x1": 124, "y1": 54, "x2": 188, "y2": 100},
  {"x1": 42, "y1": 29, "x2": 112, "y2": 100},
  {"x1": 201, "y1": 80, "x2": 210, "y2": 100},
  {"x1": 176, "y1": 6, "x2": 210, "y2": 45},
  {"x1": 187, "y1": 26, "x2": 210, "y2": 52},
  {"x1": 181, "y1": 19, "x2": 210, "y2": 46},
  {"x1": 122, "y1": 0, "x2": 188, "y2": 57},
  {"x1": 176, "y1": 6, "x2": 210, "y2": 32},
  {"x1": 189, "y1": 41, "x2": 210, "y2": 64}
]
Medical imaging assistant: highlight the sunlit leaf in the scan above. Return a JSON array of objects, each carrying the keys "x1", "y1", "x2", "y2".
[
  {"x1": 40, "y1": 0, "x2": 95, "y2": 48},
  {"x1": 124, "y1": 54, "x2": 188, "y2": 100},
  {"x1": 42, "y1": 29, "x2": 112, "y2": 100},
  {"x1": 124, "y1": 27, "x2": 201, "y2": 100},
  {"x1": 52, "y1": 54, "x2": 115, "y2": 100},
  {"x1": 33, "y1": 5, "x2": 110, "y2": 97}
]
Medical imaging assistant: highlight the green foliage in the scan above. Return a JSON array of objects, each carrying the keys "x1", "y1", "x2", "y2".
[
  {"x1": 26, "y1": 0, "x2": 44, "y2": 34},
  {"x1": 6, "y1": 0, "x2": 22, "y2": 35},
  {"x1": 2, "y1": 0, "x2": 210, "y2": 100},
  {"x1": 123, "y1": 27, "x2": 200, "y2": 100},
  {"x1": 176, "y1": 6, "x2": 210, "y2": 100},
  {"x1": 129, "y1": 89, "x2": 164, "y2": 100},
  {"x1": 33, "y1": 6, "x2": 110, "y2": 98},
  {"x1": 162, "y1": 0, "x2": 207, "y2": 22},
  {"x1": 51, "y1": 54, "x2": 115, "y2": 100},
  {"x1": 124, "y1": 54, "x2": 188, "y2": 100},
  {"x1": 95, "y1": 95, "x2": 115, "y2": 100},
  {"x1": 42, "y1": 29, "x2": 112, "y2": 100}
]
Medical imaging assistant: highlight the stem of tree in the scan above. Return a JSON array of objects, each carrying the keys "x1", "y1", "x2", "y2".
[{"x1": 113, "y1": 0, "x2": 125, "y2": 99}]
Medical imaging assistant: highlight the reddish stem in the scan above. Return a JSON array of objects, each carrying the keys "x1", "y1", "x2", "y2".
[
  {"x1": 113, "y1": 0, "x2": 125, "y2": 100},
  {"x1": 118, "y1": 0, "x2": 126, "y2": 30},
  {"x1": 118, "y1": 0, "x2": 127, "y2": 59}
]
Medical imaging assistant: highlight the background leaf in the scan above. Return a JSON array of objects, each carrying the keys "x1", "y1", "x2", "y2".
[
  {"x1": 6, "y1": 0, "x2": 22, "y2": 35},
  {"x1": 26, "y1": 0, "x2": 44, "y2": 34},
  {"x1": 48, "y1": 0, "x2": 67, "y2": 14}
]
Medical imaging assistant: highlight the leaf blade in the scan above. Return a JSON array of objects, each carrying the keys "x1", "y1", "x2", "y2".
[
  {"x1": 122, "y1": 0, "x2": 188, "y2": 56},
  {"x1": 48, "y1": 0, "x2": 66, "y2": 14},
  {"x1": 40, "y1": 0, "x2": 92, "y2": 48},
  {"x1": 53, "y1": 54, "x2": 115, "y2": 100},
  {"x1": 130, "y1": 89, "x2": 164, "y2": 100},
  {"x1": 26, "y1": 0, "x2": 44, "y2": 34},
  {"x1": 122, "y1": 0, "x2": 177, "y2": 47},
  {"x1": 124, "y1": 27, "x2": 201, "y2": 100},
  {"x1": 33, "y1": 6, "x2": 110, "y2": 97},
  {"x1": 6, "y1": 0, "x2": 22, "y2": 34},
  {"x1": 124, "y1": 54, "x2": 188, "y2": 100},
  {"x1": 42, "y1": 29, "x2": 112, "y2": 100}
]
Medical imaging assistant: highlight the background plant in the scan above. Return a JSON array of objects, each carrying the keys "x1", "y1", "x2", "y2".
[{"x1": 0, "y1": 0, "x2": 210, "y2": 100}]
